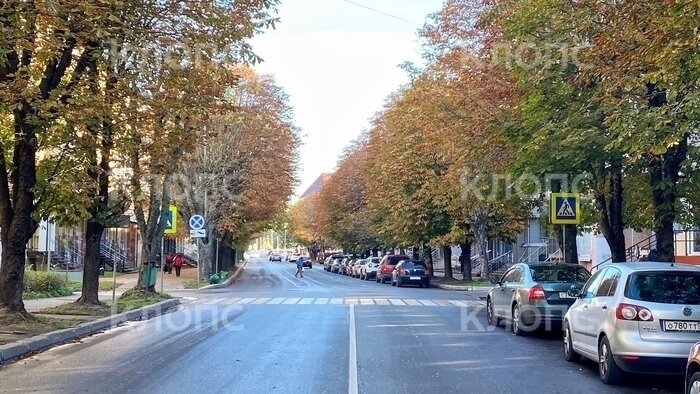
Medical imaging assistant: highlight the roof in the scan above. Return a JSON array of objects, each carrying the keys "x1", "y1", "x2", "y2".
[
  {"x1": 300, "y1": 173, "x2": 332, "y2": 198},
  {"x1": 603, "y1": 262, "x2": 700, "y2": 272}
]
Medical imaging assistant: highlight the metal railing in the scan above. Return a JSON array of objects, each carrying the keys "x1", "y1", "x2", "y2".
[{"x1": 591, "y1": 234, "x2": 656, "y2": 272}]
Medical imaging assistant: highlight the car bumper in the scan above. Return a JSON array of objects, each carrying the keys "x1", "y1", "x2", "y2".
[
  {"x1": 613, "y1": 355, "x2": 686, "y2": 375},
  {"x1": 609, "y1": 329, "x2": 698, "y2": 363},
  {"x1": 398, "y1": 275, "x2": 430, "y2": 284}
]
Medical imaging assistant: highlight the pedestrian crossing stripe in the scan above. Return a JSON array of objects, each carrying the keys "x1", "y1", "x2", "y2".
[{"x1": 193, "y1": 297, "x2": 485, "y2": 308}]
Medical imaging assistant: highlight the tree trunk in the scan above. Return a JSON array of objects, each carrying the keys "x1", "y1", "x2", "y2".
[
  {"x1": 472, "y1": 209, "x2": 489, "y2": 279},
  {"x1": 594, "y1": 170, "x2": 626, "y2": 262},
  {"x1": 442, "y1": 245, "x2": 453, "y2": 280},
  {"x1": 77, "y1": 222, "x2": 104, "y2": 304},
  {"x1": 422, "y1": 243, "x2": 433, "y2": 277},
  {"x1": 0, "y1": 108, "x2": 39, "y2": 314},
  {"x1": 0, "y1": 230, "x2": 30, "y2": 314},
  {"x1": 459, "y1": 240, "x2": 473, "y2": 281}
]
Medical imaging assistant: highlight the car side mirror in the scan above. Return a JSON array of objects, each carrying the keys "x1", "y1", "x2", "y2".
[{"x1": 567, "y1": 287, "x2": 582, "y2": 298}]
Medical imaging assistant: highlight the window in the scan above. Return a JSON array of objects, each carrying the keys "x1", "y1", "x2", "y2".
[
  {"x1": 596, "y1": 268, "x2": 620, "y2": 297},
  {"x1": 607, "y1": 271, "x2": 621, "y2": 296},
  {"x1": 504, "y1": 268, "x2": 523, "y2": 283},
  {"x1": 691, "y1": 231, "x2": 700, "y2": 256},
  {"x1": 582, "y1": 268, "x2": 607, "y2": 298},
  {"x1": 625, "y1": 271, "x2": 700, "y2": 304},
  {"x1": 530, "y1": 265, "x2": 591, "y2": 283}
]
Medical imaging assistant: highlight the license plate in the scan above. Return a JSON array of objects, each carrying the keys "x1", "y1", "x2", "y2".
[
  {"x1": 664, "y1": 320, "x2": 700, "y2": 332},
  {"x1": 410, "y1": 276, "x2": 420, "y2": 280},
  {"x1": 559, "y1": 292, "x2": 574, "y2": 299}
]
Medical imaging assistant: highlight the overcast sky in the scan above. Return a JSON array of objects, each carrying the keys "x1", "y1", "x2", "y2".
[{"x1": 250, "y1": 0, "x2": 444, "y2": 196}]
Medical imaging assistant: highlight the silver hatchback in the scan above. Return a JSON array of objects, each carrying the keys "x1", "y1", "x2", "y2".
[{"x1": 564, "y1": 262, "x2": 700, "y2": 385}]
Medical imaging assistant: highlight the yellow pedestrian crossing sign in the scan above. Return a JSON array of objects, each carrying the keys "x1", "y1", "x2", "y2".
[
  {"x1": 164, "y1": 205, "x2": 178, "y2": 235},
  {"x1": 551, "y1": 193, "x2": 581, "y2": 224}
]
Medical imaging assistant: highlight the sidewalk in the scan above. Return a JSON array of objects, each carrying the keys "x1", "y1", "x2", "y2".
[{"x1": 24, "y1": 266, "x2": 198, "y2": 313}]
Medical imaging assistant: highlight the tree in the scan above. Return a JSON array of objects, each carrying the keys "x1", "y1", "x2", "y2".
[{"x1": 0, "y1": 1, "x2": 126, "y2": 314}]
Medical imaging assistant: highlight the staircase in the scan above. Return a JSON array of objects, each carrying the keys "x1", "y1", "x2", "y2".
[
  {"x1": 99, "y1": 241, "x2": 137, "y2": 273},
  {"x1": 591, "y1": 234, "x2": 656, "y2": 272}
]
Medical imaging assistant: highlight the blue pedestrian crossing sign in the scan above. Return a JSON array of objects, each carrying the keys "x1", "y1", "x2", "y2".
[
  {"x1": 164, "y1": 205, "x2": 178, "y2": 235},
  {"x1": 550, "y1": 193, "x2": 581, "y2": 225}
]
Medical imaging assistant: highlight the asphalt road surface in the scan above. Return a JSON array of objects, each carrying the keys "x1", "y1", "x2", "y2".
[{"x1": 0, "y1": 258, "x2": 685, "y2": 393}]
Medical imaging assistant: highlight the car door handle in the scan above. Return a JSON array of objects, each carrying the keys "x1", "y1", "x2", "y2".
[
  {"x1": 601, "y1": 306, "x2": 608, "y2": 310},
  {"x1": 583, "y1": 305, "x2": 588, "y2": 309}
]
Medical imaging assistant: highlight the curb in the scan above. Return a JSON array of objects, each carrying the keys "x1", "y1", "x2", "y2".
[
  {"x1": 432, "y1": 283, "x2": 493, "y2": 292},
  {"x1": 0, "y1": 298, "x2": 180, "y2": 364},
  {"x1": 199, "y1": 260, "x2": 248, "y2": 290}
]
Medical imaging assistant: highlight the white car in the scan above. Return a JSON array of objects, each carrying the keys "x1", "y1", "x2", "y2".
[
  {"x1": 563, "y1": 262, "x2": 700, "y2": 385},
  {"x1": 360, "y1": 257, "x2": 381, "y2": 280}
]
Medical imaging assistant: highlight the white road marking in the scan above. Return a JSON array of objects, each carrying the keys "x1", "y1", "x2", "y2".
[
  {"x1": 314, "y1": 298, "x2": 330, "y2": 304},
  {"x1": 202, "y1": 298, "x2": 226, "y2": 305},
  {"x1": 298, "y1": 298, "x2": 315, "y2": 304},
  {"x1": 236, "y1": 298, "x2": 256, "y2": 305},
  {"x1": 267, "y1": 298, "x2": 286, "y2": 305},
  {"x1": 418, "y1": 300, "x2": 437, "y2": 306},
  {"x1": 330, "y1": 298, "x2": 344, "y2": 304},
  {"x1": 447, "y1": 300, "x2": 468, "y2": 307},
  {"x1": 360, "y1": 299, "x2": 374, "y2": 305},
  {"x1": 389, "y1": 299, "x2": 406, "y2": 306},
  {"x1": 278, "y1": 272, "x2": 301, "y2": 288},
  {"x1": 349, "y1": 304, "x2": 358, "y2": 394},
  {"x1": 282, "y1": 298, "x2": 301, "y2": 305}
]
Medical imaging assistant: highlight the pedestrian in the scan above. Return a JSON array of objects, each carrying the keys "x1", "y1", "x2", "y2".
[
  {"x1": 173, "y1": 253, "x2": 184, "y2": 277},
  {"x1": 294, "y1": 257, "x2": 304, "y2": 278},
  {"x1": 165, "y1": 252, "x2": 174, "y2": 274}
]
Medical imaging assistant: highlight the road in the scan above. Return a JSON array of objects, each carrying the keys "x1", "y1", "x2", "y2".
[{"x1": 0, "y1": 258, "x2": 684, "y2": 393}]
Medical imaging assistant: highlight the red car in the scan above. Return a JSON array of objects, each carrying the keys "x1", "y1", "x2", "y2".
[{"x1": 376, "y1": 254, "x2": 410, "y2": 284}]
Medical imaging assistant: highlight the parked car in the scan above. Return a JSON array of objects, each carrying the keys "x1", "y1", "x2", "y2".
[
  {"x1": 360, "y1": 257, "x2": 381, "y2": 280},
  {"x1": 487, "y1": 262, "x2": 591, "y2": 335},
  {"x1": 377, "y1": 254, "x2": 410, "y2": 284},
  {"x1": 331, "y1": 258, "x2": 343, "y2": 273},
  {"x1": 563, "y1": 262, "x2": 700, "y2": 385},
  {"x1": 353, "y1": 259, "x2": 367, "y2": 277},
  {"x1": 269, "y1": 253, "x2": 282, "y2": 262},
  {"x1": 339, "y1": 257, "x2": 353, "y2": 275},
  {"x1": 325, "y1": 254, "x2": 343, "y2": 271},
  {"x1": 687, "y1": 342, "x2": 700, "y2": 394},
  {"x1": 391, "y1": 260, "x2": 431, "y2": 288},
  {"x1": 346, "y1": 259, "x2": 359, "y2": 276}
]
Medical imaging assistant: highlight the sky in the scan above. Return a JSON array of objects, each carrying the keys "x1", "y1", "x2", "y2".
[{"x1": 250, "y1": 0, "x2": 445, "y2": 196}]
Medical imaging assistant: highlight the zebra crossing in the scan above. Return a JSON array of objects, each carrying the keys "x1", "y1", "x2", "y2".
[{"x1": 190, "y1": 297, "x2": 486, "y2": 308}]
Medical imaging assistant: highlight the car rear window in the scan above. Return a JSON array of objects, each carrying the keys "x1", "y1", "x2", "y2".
[
  {"x1": 387, "y1": 255, "x2": 410, "y2": 264},
  {"x1": 402, "y1": 262, "x2": 427, "y2": 269},
  {"x1": 625, "y1": 271, "x2": 700, "y2": 304},
  {"x1": 530, "y1": 265, "x2": 591, "y2": 283}
]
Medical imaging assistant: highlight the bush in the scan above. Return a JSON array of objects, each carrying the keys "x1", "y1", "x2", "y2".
[{"x1": 23, "y1": 270, "x2": 73, "y2": 299}]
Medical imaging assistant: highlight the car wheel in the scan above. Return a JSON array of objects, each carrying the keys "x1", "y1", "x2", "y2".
[
  {"x1": 599, "y1": 336, "x2": 623, "y2": 385},
  {"x1": 563, "y1": 323, "x2": 580, "y2": 362},
  {"x1": 511, "y1": 304, "x2": 526, "y2": 336},
  {"x1": 688, "y1": 372, "x2": 700, "y2": 394},
  {"x1": 487, "y1": 298, "x2": 498, "y2": 326}
]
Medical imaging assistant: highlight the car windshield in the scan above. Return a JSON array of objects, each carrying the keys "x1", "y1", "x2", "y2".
[
  {"x1": 625, "y1": 271, "x2": 700, "y2": 304},
  {"x1": 530, "y1": 265, "x2": 591, "y2": 283}
]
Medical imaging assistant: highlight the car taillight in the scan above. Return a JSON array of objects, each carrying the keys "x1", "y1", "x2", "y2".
[
  {"x1": 615, "y1": 303, "x2": 654, "y2": 321},
  {"x1": 528, "y1": 285, "x2": 546, "y2": 303}
]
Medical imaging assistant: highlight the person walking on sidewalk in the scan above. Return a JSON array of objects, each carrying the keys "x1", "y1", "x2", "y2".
[
  {"x1": 173, "y1": 253, "x2": 185, "y2": 277},
  {"x1": 294, "y1": 257, "x2": 304, "y2": 278}
]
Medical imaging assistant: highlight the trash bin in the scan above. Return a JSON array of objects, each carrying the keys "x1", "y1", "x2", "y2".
[
  {"x1": 209, "y1": 273, "x2": 221, "y2": 284},
  {"x1": 141, "y1": 261, "x2": 158, "y2": 288}
]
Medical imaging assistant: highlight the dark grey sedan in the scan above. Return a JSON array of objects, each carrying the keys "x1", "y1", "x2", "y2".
[{"x1": 486, "y1": 262, "x2": 591, "y2": 335}]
